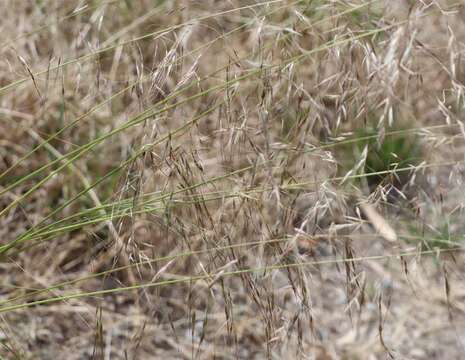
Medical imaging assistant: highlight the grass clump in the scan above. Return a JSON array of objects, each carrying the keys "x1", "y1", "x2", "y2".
[
  {"x1": 334, "y1": 124, "x2": 424, "y2": 198},
  {"x1": 1, "y1": 1, "x2": 465, "y2": 359}
]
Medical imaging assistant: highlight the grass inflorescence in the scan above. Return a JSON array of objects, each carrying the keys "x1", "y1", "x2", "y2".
[{"x1": 1, "y1": 1, "x2": 465, "y2": 358}]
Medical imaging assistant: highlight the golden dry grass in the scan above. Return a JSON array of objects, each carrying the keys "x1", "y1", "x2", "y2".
[{"x1": 1, "y1": 0, "x2": 465, "y2": 358}]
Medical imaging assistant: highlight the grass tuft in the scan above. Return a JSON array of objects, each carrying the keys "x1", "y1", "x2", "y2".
[{"x1": 1, "y1": 1, "x2": 465, "y2": 358}]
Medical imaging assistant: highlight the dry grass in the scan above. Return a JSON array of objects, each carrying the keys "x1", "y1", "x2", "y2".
[{"x1": 1, "y1": 0, "x2": 465, "y2": 358}]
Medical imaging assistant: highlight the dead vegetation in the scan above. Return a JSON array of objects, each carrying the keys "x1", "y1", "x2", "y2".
[{"x1": 1, "y1": 0, "x2": 465, "y2": 358}]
